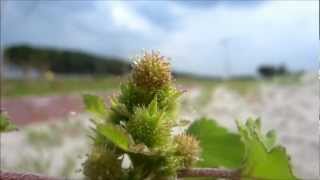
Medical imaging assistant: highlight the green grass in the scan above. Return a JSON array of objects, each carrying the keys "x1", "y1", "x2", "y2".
[
  {"x1": 177, "y1": 77, "x2": 260, "y2": 97},
  {"x1": 3, "y1": 76, "x2": 123, "y2": 97},
  {"x1": 4, "y1": 76, "x2": 221, "y2": 98},
  {"x1": 223, "y1": 79, "x2": 260, "y2": 96},
  {"x1": 5, "y1": 75, "x2": 300, "y2": 98},
  {"x1": 26, "y1": 125, "x2": 64, "y2": 148},
  {"x1": 270, "y1": 74, "x2": 302, "y2": 85},
  {"x1": 176, "y1": 77, "x2": 220, "y2": 88}
]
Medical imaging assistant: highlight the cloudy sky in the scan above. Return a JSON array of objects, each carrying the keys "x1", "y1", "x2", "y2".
[{"x1": 1, "y1": 0, "x2": 318, "y2": 76}]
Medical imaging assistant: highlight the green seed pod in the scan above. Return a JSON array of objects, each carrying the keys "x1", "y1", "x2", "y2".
[
  {"x1": 83, "y1": 146, "x2": 122, "y2": 180},
  {"x1": 174, "y1": 134, "x2": 200, "y2": 167},
  {"x1": 132, "y1": 51, "x2": 171, "y2": 91},
  {"x1": 127, "y1": 99, "x2": 170, "y2": 148}
]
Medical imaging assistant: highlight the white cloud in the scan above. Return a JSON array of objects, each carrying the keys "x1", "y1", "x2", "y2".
[
  {"x1": 2, "y1": 0, "x2": 318, "y2": 76},
  {"x1": 158, "y1": 0, "x2": 318, "y2": 76},
  {"x1": 109, "y1": 1, "x2": 152, "y2": 34}
]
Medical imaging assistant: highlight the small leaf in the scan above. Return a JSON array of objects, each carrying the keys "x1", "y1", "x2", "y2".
[
  {"x1": 237, "y1": 118, "x2": 297, "y2": 180},
  {"x1": 187, "y1": 117, "x2": 244, "y2": 168},
  {"x1": 97, "y1": 123, "x2": 133, "y2": 151},
  {"x1": 97, "y1": 123, "x2": 155, "y2": 156},
  {"x1": 149, "y1": 96, "x2": 158, "y2": 114},
  {"x1": 0, "y1": 113, "x2": 17, "y2": 133},
  {"x1": 111, "y1": 103, "x2": 130, "y2": 119},
  {"x1": 260, "y1": 129, "x2": 277, "y2": 152},
  {"x1": 83, "y1": 94, "x2": 108, "y2": 121}
]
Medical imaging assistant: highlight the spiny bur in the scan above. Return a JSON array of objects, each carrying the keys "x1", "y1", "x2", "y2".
[
  {"x1": 174, "y1": 134, "x2": 200, "y2": 167},
  {"x1": 132, "y1": 51, "x2": 171, "y2": 90},
  {"x1": 127, "y1": 99, "x2": 170, "y2": 148},
  {"x1": 83, "y1": 146, "x2": 122, "y2": 180}
]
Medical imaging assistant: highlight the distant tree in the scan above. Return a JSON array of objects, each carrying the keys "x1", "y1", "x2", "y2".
[
  {"x1": 4, "y1": 45, "x2": 35, "y2": 78},
  {"x1": 258, "y1": 65, "x2": 276, "y2": 78},
  {"x1": 258, "y1": 64, "x2": 288, "y2": 78},
  {"x1": 29, "y1": 50, "x2": 51, "y2": 76}
]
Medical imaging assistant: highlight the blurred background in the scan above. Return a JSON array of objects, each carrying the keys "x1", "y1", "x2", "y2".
[{"x1": 0, "y1": 0, "x2": 318, "y2": 179}]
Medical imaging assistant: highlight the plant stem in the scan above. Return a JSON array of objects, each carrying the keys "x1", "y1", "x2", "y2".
[
  {"x1": 1, "y1": 168, "x2": 241, "y2": 179},
  {"x1": 0, "y1": 171, "x2": 57, "y2": 180},
  {"x1": 177, "y1": 168, "x2": 240, "y2": 179}
]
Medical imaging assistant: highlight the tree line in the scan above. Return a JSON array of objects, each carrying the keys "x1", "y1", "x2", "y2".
[
  {"x1": 4, "y1": 45, "x2": 291, "y2": 79},
  {"x1": 4, "y1": 45, "x2": 131, "y2": 76}
]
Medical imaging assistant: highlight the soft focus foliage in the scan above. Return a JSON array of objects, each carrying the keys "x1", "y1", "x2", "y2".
[
  {"x1": 187, "y1": 117, "x2": 244, "y2": 168},
  {"x1": 188, "y1": 117, "x2": 296, "y2": 179},
  {"x1": 236, "y1": 119, "x2": 296, "y2": 180},
  {"x1": 0, "y1": 113, "x2": 17, "y2": 133}
]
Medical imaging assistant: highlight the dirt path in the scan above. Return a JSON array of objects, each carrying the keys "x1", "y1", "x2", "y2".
[{"x1": 1, "y1": 93, "x2": 111, "y2": 125}]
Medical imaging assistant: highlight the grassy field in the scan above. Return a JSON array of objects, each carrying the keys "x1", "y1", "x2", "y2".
[
  {"x1": 3, "y1": 75, "x2": 300, "y2": 98},
  {"x1": 2, "y1": 73, "x2": 312, "y2": 178},
  {"x1": 3, "y1": 76, "x2": 122, "y2": 97}
]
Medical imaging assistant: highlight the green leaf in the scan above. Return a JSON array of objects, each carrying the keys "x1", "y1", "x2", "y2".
[
  {"x1": 187, "y1": 117, "x2": 244, "y2": 168},
  {"x1": 237, "y1": 118, "x2": 297, "y2": 180},
  {"x1": 263, "y1": 130, "x2": 276, "y2": 151},
  {"x1": 97, "y1": 123, "x2": 133, "y2": 151},
  {"x1": 254, "y1": 119, "x2": 277, "y2": 152},
  {"x1": 97, "y1": 123, "x2": 154, "y2": 155},
  {"x1": 149, "y1": 96, "x2": 158, "y2": 115},
  {"x1": 83, "y1": 94, "x2": 108, "y2": 121},
  {"x1": 0, "y1": 113, "x2": 17, "y2": 133}
]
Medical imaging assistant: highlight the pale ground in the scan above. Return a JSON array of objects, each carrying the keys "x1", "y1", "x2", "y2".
[{"x1": 1, "y1": 73, "x2": 318, "y2": 179}]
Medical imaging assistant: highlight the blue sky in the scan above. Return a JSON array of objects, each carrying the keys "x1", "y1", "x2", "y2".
[{"x1": 1, "y1": 0, "x2": 318, "y2": 76}]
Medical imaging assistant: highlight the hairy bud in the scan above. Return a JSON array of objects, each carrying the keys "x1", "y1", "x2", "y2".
[
  {"x1": 132, "y1": 51, "x2": 171, "y2": 90},
  {"x1": 83, "y1": 146, "x2": 122, "y2": 180},
  {"x1": 174, "y1": 134, "x2": 200, "y2": 167}
]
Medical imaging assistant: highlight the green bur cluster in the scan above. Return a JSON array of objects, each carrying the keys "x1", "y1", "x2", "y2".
[{"x1": 83, "y1": 51, "x2": 200, "y2": 180}]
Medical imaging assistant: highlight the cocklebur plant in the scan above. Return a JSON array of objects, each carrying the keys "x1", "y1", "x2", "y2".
[
  {"x1": 83, "y1": 51, "x2": 297, "y2": 180},
  {"x1": 83, "y1": 51, "x2": 199, "y2": 180}
]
